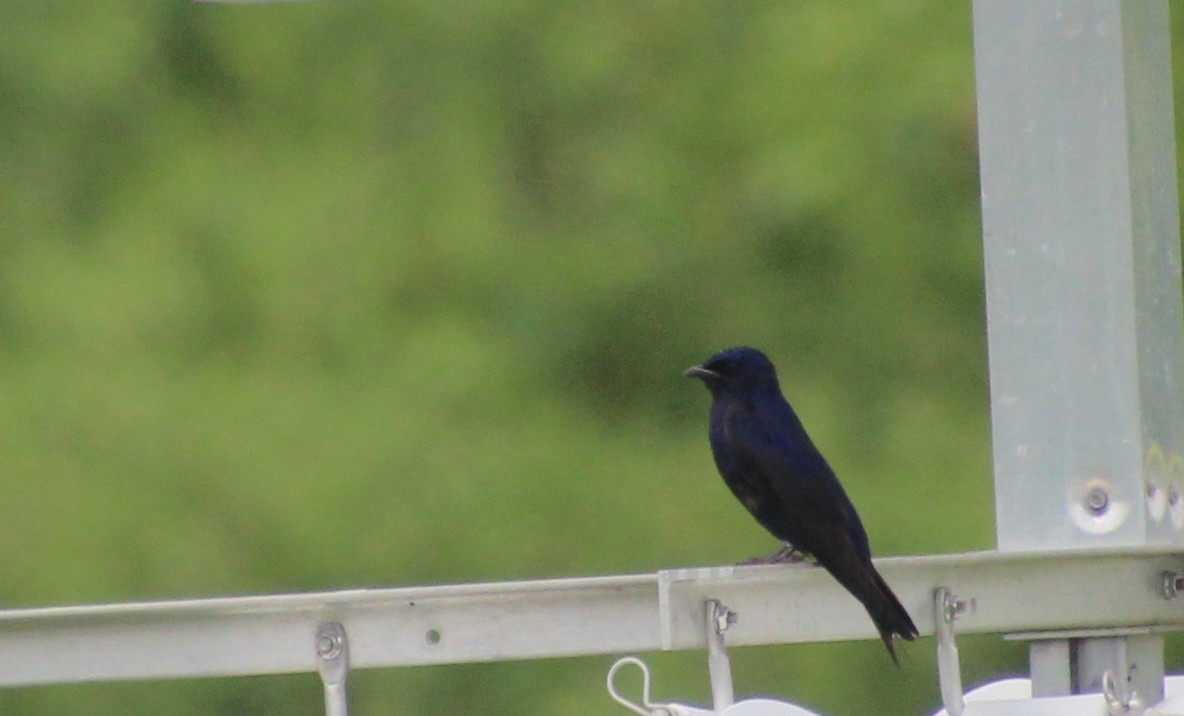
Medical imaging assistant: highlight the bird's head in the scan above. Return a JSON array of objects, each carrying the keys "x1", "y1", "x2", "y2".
[{"x1": 684, "y1": 346, "x2": 781, "y2": 396}]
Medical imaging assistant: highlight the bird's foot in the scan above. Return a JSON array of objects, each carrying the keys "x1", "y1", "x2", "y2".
[{"x1": 738, "y1": 543, "x2": 808, "y2": 565}]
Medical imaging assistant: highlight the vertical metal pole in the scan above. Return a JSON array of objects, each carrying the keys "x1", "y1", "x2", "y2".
[
  {"x1": 1029, "y1": 640, "x2": 1070, "y2": 697},
  {"x1": 974, "y1": 0, "x2": 1184, "y2": 552},
  {"x1": 972, "y1": 0, "x2": 1181, "y2": 701}
]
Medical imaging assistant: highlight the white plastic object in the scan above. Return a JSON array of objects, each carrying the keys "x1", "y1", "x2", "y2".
[
  {"x1": 931, "y1": 674, "x2": 1184, "y2": 715},
  {"x1": 718, "y1": 698, "x2": 822, "y2": 715}
]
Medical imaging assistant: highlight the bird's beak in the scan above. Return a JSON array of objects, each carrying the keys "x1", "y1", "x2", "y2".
[{"x1": 683, "y1": 365, "x2": 717, "y2": 380}]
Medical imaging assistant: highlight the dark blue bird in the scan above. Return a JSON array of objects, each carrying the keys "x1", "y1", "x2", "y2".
[{"x1": 685, "y1": 346, "x2": 917, "y2": 662}]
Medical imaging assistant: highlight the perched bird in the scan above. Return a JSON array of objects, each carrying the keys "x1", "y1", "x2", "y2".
[{"x1": 685, "y1": 346, "x2": 918, "y2": 662}]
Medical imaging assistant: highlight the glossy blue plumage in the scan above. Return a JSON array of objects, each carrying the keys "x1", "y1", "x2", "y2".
[{"x1": 686, "y1": 346, "x2": 917, "y2": 662}]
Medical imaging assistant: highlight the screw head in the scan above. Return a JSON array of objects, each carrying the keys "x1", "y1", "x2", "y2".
[
  {"x1": 316, "y1": 632, "x2": 342, "y2": 658},
  {"x1": 1086, "y1": 486, "x2": 1110, "y2": 515}
]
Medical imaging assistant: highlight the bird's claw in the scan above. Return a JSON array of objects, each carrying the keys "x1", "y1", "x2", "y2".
[{"x1": 738, "y1": 543, "x2": 808, "y2": 565}]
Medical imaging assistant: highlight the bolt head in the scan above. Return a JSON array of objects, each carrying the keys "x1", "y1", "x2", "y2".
[
  {"x1": 1085, "y1": 486, "x2": 1110, "y2": 515},
  {"x1": 316, "y1": 632, "x2": 343, "y2": 658}
]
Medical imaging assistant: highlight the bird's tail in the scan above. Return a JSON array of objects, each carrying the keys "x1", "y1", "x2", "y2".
[
  {"x1": 863, "y1": 566, "x2": 918, "y2": 664},
  {"x1": 820, "y1": 553, "x2": 919, "y2": 664}
]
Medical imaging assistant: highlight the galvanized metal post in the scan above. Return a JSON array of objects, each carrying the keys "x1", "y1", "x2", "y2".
[{"x1": 973, "y1": 0, "x2": 1183, "y2": 703}]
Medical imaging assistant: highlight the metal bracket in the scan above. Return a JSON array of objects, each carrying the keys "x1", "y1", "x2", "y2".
[
  {"x1": 315, "y1": 622, "x2": 350, "y2": 716},
  {"x1": 705, "y1": 599, "x2": 737, "y2": 712},
  {"x1": 935, "y1": 587, "x2": 975, "y2": 716}
]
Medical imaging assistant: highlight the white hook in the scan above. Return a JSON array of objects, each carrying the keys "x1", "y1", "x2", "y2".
[
  {"x1": 607, "y1": 656, "x2": 715, "y2": 716},
  {"x1": 607, "y1": 657, "x2": 660, "y2": 716}
]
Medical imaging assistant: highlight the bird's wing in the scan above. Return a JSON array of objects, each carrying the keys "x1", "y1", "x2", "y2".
[{"x1": 722, "y1": 401, "x2": 851, "y2": 528}]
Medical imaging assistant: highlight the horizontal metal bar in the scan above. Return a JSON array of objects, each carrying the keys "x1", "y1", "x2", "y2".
[
  {"x1": 1, "y1": 548, "x2": 1182, "y2": 687},
  {"x1": 659, "y1": 547, "x2": 1184, "y2": 650}
]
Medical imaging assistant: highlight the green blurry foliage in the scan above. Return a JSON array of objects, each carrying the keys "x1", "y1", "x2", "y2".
[{"x1": 0, "y1": 2, "x2": 1178, "y2": 714}]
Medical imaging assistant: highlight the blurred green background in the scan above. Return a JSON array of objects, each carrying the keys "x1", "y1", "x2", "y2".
[{"x1": 1, "y1": 2, "x2": 1183, "y2": 714}]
